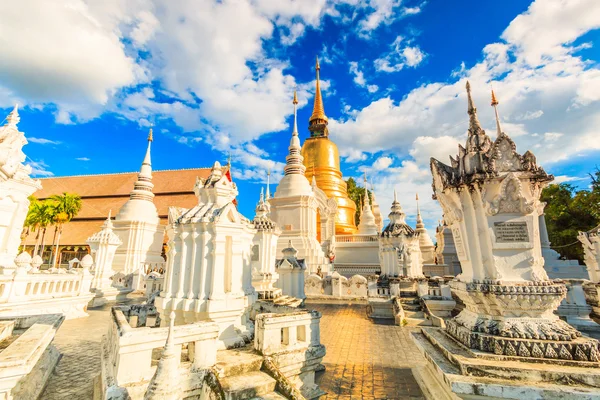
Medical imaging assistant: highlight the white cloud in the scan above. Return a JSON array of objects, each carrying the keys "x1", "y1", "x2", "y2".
[
  {"x1": 26, "y1": 160, "x2": 54, "y2": 177},
  {"x1": 349, "y1": 62, "x2": 379, "y2": 93},
  {"x1": 553, "y1": 175, "x2": 587, "y2": 184},
  {"x1": 515, "y1": 110, "x2": 544, "y2": 120},
  {"x1": 28, "y1": 137, "x2": 60, "y2": 145},
  {"x1": 75, "y1": 157, "x2": 91, "y2": 161},
  {"x1": 356, "y1": 0, "x2": 422, "y2": 37},
  {"x1": 0, "y1": 0, "x2": 143, "y2": 119},
  {"x1": 374, "y1": 36, "x2": 426, "y2": 72}
]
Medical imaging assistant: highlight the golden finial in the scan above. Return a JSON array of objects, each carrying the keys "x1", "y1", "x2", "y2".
[
  {"x1": 293, "y1": 89, "x2": 298, "y2": 105},
  {"x1": 309, "y1": 56, "x2": 328, "y2": 124},
  {"x1": 147, "y1": 124, "x2": 153, "y2": 142},
  {"x1": 491, "y1": 89, "x2": 498, "y2": 106}
]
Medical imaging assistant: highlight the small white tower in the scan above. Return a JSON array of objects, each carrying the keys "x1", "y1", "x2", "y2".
[
  {"x1": 379, "y1": 190, "x2": 423, "y2": 277},
  {"x1": 269, "y1": 91, "x2": 328, "y2": 274},
  {"x1": 357, "y1": 173, "x2": 379, "y2": 236},
  {"x1": 252, "y1": 188, "x2": 281, "y2": 299},
  {"x1": 414, "y1": 193, "x2": 435, "y2": 265},
  {"x1": 113, "y1": 128, "x2": 166, "y2": 277},
  {"x1": 87, "y1": 211, "x2": 124, "y2": 306}
]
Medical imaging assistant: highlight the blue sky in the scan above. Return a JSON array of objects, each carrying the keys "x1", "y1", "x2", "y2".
[{"x1": 1, "y1": 0, "x2": 600, "y2": 234}]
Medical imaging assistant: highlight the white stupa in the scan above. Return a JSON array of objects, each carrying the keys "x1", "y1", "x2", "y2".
[
  {"x1": 269, "y1": 91, "x2": 329, "y2": 274},
  {"x1": 357, "y1": 173, "x2": 378, "y2": 236},
  {"x1": 414, "y1": 193, "x2": 435, "y2": 265},
  {"x1": 112, "y1": 129, "x2": 165, "y2": 276}
]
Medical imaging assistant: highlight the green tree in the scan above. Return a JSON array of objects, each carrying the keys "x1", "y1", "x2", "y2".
[
  {"x1": 27, "y1": 200, "x2": 56, "y2": 261},
  {"x1": 541, "y1": 169, "x2": 600, "y2": 262},
  {"x1": 345, "y1": 177, "x2": 371, "y2": 226},
  {"x1": 49, "y1": 192, "x2": 82, "y2": 268}
]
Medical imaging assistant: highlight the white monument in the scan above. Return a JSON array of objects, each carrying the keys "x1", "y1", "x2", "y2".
[
  {"x1": 579, "y1": 226, "x2": 600, "y2": 324},
  {"x1": 0, "y1": 106, "x2": 41, "y2": 274},
  {"x1": 113, "y1": 129, "x2": 165, "y2": 281},
  {"x1": 579, "y1": 225, "x2": 600, "y2": 282},
  {"x1": 156, "y1": 161, "x2": 256, "y2": 348},
  {"x1": 87, "y1": 211, "x2": 128, "y2": 306},
  {"x1": 370, "y1": 181, "x2": 383, "y2": 232},
  {"x1": 356, "y1": 175, "x2": 379, "y2": 236},
  {"x1": 251, "y1": 188, "x2": 281, "y2": 299},
  {"x1": 413, "y1": 84, "x2": 600, "y2": 399},
  {"x1": 269, "y1": 92, "x2": 329, "y2": 274},
  {"x1": 415, "y1": 194, "x2": 435, "y2": 266},
  {"x1": 379, "y1": 190, "x2": 423, "y2": 277},
  {"x1": 275, "y1": 241, "x2": 307, "y2": 299}
]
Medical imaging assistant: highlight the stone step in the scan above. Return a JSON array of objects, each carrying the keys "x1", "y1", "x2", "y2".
[
  {"x1": 250, "y1": 392, "x2": 288, "y2": 400},
  {"x1": 216, "y1": 348, "x2": 264, "y2": 378},
  {"x1": 221, "y1": 371, "x2": 277, "y2": 400}
]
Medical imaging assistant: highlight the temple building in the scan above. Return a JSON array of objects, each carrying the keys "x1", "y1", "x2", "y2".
[
  {"x1": 22, "y1": 166, "x2": 218, "y2": 265},
  {"x1": 301, "y1": 58, "x2": 358, "y2": 236}
]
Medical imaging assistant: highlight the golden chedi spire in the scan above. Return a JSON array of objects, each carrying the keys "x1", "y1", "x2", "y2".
[
  {"x1": 309, "y1": 57, "x2": 329, "y2": 137},
  {"x1": 302, "y1": 57, "x2": 358, "y2": 235}
]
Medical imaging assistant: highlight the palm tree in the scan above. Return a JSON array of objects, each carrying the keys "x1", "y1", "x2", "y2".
[
  {"x1": 23, "y1": 196, "x2": 40, "y2": 254},
  {"x1": 49, "y1": 192, "x2": 82, "y2": 268},
  {"x1": 36, "y1": 200, "x2": 55, "y2": 262}
]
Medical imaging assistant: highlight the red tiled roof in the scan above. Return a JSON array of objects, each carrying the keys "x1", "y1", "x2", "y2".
[{"x1": 24, "y1": 168, "x2": 214, "y2": 246}]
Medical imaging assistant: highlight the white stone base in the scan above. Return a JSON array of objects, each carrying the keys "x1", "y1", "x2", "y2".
[
  {"x1": 412, "y1": 327, "x2": 600, "y2": 399},
  {"x1": 0, "y1": 294, "x2": 94, "y2": 320},
  {"x1": 89, "y1": 287, "x2": 134, "y2": 308}
]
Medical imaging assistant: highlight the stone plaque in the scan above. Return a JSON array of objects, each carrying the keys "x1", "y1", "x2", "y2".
[
  {"x1": 451, "y1": 226, "x2": 468, "y2": 261},
  {"x1": 493, "y1": 221, "x2": 529, "y2": 243}
]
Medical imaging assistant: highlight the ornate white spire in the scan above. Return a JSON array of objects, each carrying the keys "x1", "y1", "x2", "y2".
[
  {"x1": 414, "y1": 193, "x2": 434, "y2": 256},
  {"x1": 416, "y1": 193, "x2": 424, "y2": 229},
  {"x1": 87, "y1": 210, "x2": 122, "y2": 246},
  {"x1": 4, "y1": 104, "x2": 19, "y2": 127},
  {"x1": 266, "y1": 168, "x2": 271, "y2": 200},
  {"x1": 130, "y1": 128, "x2": 155, "y2": 202},
  {"x1": 357, "y1": 173, "x2": 378, "y2": 235},
  {"x1": 491, "y1": 89, "x2": 503, "y2": 136},
  {"x1": 466, "y1": 81, "x2": 483, "y2": 135},
  {"x1": 144, "y1": 312, "x2": 181, "y2": 400},
  {"x1": 115, "y1": 128, "x2": 160, "y2": 223},
  {"x1": 382, "y1": 188, "x2": 416, "y2": 237},
  {"x1": 284, "y1": 90, "x2": 306, "y2": 176},
  {"x1": 370, "y1": 179, "x2": 383, "y2": 232}
]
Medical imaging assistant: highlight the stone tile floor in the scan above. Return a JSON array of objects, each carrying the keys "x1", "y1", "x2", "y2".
[
  {"x1": 41, "y1": 300, "x2": 425, "y2": 399},
  {"x1": 311, "y1": 303, "x2": 426, "y2": 400}
]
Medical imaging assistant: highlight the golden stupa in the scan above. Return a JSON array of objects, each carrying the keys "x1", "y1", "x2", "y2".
[{"x1": 302, "y1": 57, "x2": 358, "y2": 235}]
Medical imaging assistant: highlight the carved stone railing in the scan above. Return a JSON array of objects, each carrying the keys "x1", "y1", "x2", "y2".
[
  {"x1": 423, "y1": 264, "x2": 448, "y2": 277},
  {"x1": 333, "y1": 263, "x2": 380, "y2": 277},
  {"x1": 101, "y1": 306, "x2": 220, "y2": 398},
  {"x1": 335, "y1": 234, "x2": 378, "y2": 243},
  {"x1": 0, "y1": 258, "x2": 94, "y2": 319},
  {"x1": 254, "y1": 310, "x2": 325, "y2": 399},
  {"x1": 305, "y1": 273, "x2": 368, "y2": 299}
]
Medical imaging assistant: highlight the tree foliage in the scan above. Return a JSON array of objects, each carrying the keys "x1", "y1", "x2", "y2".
[
  {"x1": 541, "y1": 169, "x2": 600, "y2": 262},
  {"x1": 345, "y1": 177, "x2": 371, "y2": 225}
]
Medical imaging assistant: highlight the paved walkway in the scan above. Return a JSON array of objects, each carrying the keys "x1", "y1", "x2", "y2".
[
  {"x1": 311, "y1": 303, "x2": 425, "y2": 400},
  {"x1": 41, "y1": 298, "x2": 145, "y2": 400},
  {"x1": 42, "y1": 301, "x2": 425, "y2": 399}
]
